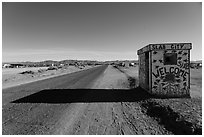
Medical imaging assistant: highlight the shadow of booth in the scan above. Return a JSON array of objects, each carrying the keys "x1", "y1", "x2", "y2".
[{"x1": 11, "y1": 87, "x2": 152, "y2": 104}]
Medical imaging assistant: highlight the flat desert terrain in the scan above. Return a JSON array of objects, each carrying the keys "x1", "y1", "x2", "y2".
[
  {"x1": 2, "y1": 65, "x2": 93, "y2": 89},
  {"x1": 190, "y1": 68, "x2": 202, "y2": 99},
  {"x1": 2, "y1": 65, "x2": 202, "y2": 135}
]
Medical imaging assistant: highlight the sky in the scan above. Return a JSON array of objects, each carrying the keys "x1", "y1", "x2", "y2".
[{"x1": 2, "y1": 2, "x2": 202, "y2": 62}]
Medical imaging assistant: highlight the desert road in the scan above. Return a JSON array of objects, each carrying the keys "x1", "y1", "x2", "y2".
[
  {"x1": 2, "y1": 65, "x2": 190, "y2": 135},
  {"x1": 2, "y1": 65, "x2": 108, "y2": 134}
]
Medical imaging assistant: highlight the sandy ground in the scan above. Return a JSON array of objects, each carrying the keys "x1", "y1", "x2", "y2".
[
  {"x1": 2, "y1": 65, "x2": 202, "y2": 135},
  {"x1": 52, "y1": 65, "x2": 171, "y2": 135},
  {"x1": 2, "y1": 65, "x2": 93, "y2": 89},
  {"x1": 2, "y1": 67, "x2": 49, "y2": 75},
  {"x1": 190, "y1": 68, "x2": 202, "y2": 99},
  {"x1": 112, "y1": 66, "x2": 202, "y2": 134}
]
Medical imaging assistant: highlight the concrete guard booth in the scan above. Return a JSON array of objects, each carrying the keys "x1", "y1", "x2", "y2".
[{"x1": 137, "y1": 43, "x2": 192, "y2": 97}]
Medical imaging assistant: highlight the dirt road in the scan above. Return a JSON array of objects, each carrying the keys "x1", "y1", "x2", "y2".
[{"x1": 2, "y1": 65, "x2": 198, "y2": 135}]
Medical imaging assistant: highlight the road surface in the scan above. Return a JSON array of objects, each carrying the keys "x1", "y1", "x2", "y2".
[{"x1": 2, "y1": 65, "x2": 171, "y2": 135}]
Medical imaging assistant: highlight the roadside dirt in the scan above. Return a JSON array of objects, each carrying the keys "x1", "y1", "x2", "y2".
[
  {"x1": 190, "y1": 68, "x2": 202, "y2": 99},
  {"x1": 2, "y1": 65, "x2": 202, "y2": 135},
  {"x1": 52, "y1": 66, "x2": 172, "y2": 135},
  {"x1": 117, "y1": 66, "x2": 202, "y2": 135}
]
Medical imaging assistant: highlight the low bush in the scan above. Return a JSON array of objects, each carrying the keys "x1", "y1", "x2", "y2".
[
  {"x1": 47, "y1": 67, "x2": 58, "y2": 70},
  {"x1": 19, "y1": 70, "x2": 35, "y2": 74},
  {"x1": 38, "y1": 69, "x2": 46, "y2": 73}
]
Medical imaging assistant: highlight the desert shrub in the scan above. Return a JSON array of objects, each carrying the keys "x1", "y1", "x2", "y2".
[
  {"x1": 57, "y1": 66, "x2": 63, "y2": 69},
  {"x1": 20, "y1": 70, "x2": 35, "y2": 74},
  {"x1": 47, "y1": 67, "x2": 58, "y2": 70},
  {"x1": 38, "y1": 69, "x2": 46, "y2": 73}
]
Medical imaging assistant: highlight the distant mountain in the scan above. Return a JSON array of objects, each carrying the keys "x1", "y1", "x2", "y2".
[
  {"x1": 104, "y1": 60, "x2": 138, "y2": 65},
  {"x1": 2, "y1": 59, "x2": 139, "y2": 66}
]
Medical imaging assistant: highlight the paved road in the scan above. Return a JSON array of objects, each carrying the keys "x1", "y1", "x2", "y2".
[{"x1": 2, "y1": 65, "x2": 108, "y2": 134}]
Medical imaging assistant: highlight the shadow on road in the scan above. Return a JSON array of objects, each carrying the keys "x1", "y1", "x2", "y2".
[
  {"x1": 11, "y1": 87, "x2": 201, "y2": 135},
  {"x1": 12, "y1": 87, "x2": 153, "y2": 104}
]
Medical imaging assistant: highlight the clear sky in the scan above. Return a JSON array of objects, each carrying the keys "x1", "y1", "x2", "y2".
[{"x1": 2, "y1": 2, "x2": 202, "y2": 62}]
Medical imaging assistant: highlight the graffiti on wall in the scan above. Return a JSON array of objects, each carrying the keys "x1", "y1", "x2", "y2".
[{"x1": 151, "y1": 49, "x2": 190, "y2": 96}]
